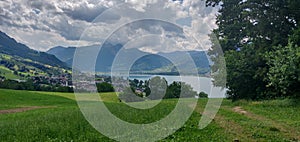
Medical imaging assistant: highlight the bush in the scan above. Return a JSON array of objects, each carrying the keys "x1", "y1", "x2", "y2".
[
  {"x1": 164, "y1": 82, "x2": 197, "y2": 99},
  {"x1": 199, "y1": 92, "x2": 208, "y2": 98},
  {"x1": 265, "y1": 42, "x2": 300, "y2": 97},
  {"x1": 96, "y1": 82, "x2": 115, "y2": 93}
]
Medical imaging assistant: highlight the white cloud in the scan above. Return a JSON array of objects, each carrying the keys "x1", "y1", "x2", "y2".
[
  {"x1": 0, "y1": 26, "x2": 94, "y2": 51},
  {"x1": 0, "y1": 0, "x2": 218, "y2": 51}
]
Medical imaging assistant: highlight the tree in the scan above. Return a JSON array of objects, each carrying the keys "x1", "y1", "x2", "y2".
[
  {"x1": 206, "y1": 0, "x2": 300, "y2": 100},
  {"x1": 164, "y1": 82, "x2": 197, "y2": 99},
  {"x1": 290, "y1": 26, "x2": 300, "y2": 46},
  {"x1": 199, "y1": 92, "x2": 208, "y2": 98},
  {"x1": 147, "y1": 76, "x2": 167, "y2": 100},
  {"x1": 180, "y1": 82, "x2": 198, "y2": 98},
  {"x1": 265, "y1": 42, "x2": 300, "y2": 97},
  {"x1": 96, "y1": 82, "x2": 115, "y2": 93},
  {"x1": 138, "y1": 80, "x2": 144, "y2": 88},
  {"x1": 165, "y1": 82, "x2": 181, "y2": 99},
  {"x1": 225, "y1": 46, "x2": 268, "y2": 100}
]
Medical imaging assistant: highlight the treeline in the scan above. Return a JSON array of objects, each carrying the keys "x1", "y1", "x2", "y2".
[
  {"x1": 0, "y1": 79, "x2": 118, "y2": 93},
  {"x1": 206, "y1": 0, "x2": 300, "y2": 100},
  {"x1": 0, "y1": 79, "x2": 73, "y2": 92},
  {"x1": 119, "y1": 76, "x2": 207, "y2": 102},
  {"x1": 96, "y1": 82, "x2": 115, "y2": 92}
]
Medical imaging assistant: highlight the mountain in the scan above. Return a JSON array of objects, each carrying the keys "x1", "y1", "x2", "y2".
[
  {"x1": 47, "y1": 44, "x2": 210, "y2": 74},
  {"x1": 47, "y1": 46, "x2": 76, "y2": 66},
  {"x1": 47, "y1": 43, "x2": 123, "y2": 71},
  {"x1": 0, "y1": 31, "x2": 67, "y2": 68},
  {"x1": 0, "y1": 31, "x2": 69, "y2": 80}
]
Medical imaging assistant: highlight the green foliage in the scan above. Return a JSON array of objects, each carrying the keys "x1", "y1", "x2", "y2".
[
  {"x1": 290, "y1": 26, "x2": 300, "y2": 46},
  {"x1": 96, "y1": 82, "x2": 115, "y2": 93},
  {"x1": 147, "y1": 76, "x2": 167, "y2": 100},
  {"x1": 119, "y1": 77, "x2": 197, "y2": 102},
  {"x1": 164, "y1": 82, "x2": 181, "y2": 99},
  {"x1": 225, "y1": 46, "x2": 269, "y2": 100},
  {"x1": 265, "y1": 42, "x2": 300, "y2": 96},
  {"x1": 199, "y1": 92, "x2": 208, "y2": 98},
  {"x1": 164, "y1": 81, "x2": 197, "y2": 99},
  {"x1": 206, "y1": 0, "x2": 300, "y2": 100},
  {"x1": 0, "y1": 79, "x2": 73, "y2": 93}
]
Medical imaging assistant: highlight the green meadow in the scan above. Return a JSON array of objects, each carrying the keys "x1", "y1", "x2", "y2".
[
  {"x1": 0, "y1": 66, "x2": 20, "y2": 80},
  {"x1": 0, "y1": 89, "x2": 299, "y2": 141}
]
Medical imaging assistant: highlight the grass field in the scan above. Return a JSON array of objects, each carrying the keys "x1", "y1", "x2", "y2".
[{"x1": 0, "y1": 89, "x2": 299, "y2": 141}]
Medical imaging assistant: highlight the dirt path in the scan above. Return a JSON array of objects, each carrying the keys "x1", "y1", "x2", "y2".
[
  {"x1": 230, "y1": 106, "x2": 300, "y2": 141},
  {"x1": 233, "y1": 106, "x2": 248, "y2": 114},
  {"x1": 190, "y1": 103, "x2": 256, "y2": 141},
  {"x1": 0, "y1": 106, "x2": 55, "y2": 114}
]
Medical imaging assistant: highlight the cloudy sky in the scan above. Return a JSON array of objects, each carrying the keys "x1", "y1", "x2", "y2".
[{"x1": 0, "y1": 0, "x2": 219, "y2": 52}]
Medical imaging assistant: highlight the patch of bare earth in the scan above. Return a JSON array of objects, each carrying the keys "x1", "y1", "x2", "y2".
[
  {"x1": 231, "y1": 106, "x2": 300, "y2": 141},
  {"x1": 0, "y1": 106, "x2": 55, "y2": 114},
  {"x1": 233, "y1": 106, "x2": 248, "y2": 114}
]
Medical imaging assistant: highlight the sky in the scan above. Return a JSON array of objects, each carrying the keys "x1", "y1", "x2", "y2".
[{"x1": 0, "y1": 0, "x2": 219, "y2": 52}]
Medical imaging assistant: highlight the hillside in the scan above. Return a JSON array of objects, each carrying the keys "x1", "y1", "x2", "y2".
[
  {"x1": 0, "y1": 53, "x2": 69, "y2": 80},
  {"x1": 0, "y1": 31, "x2": 70, "y2": 79},
  {"x1": 47, "y1": 46, "x2": 76, "y2": 65},
  {"x1": 0, "y1": 31, "x2": 67, "y2": 68},
  {"x1": 47, "y1": 44, "x2": 210, "y2": 74}
]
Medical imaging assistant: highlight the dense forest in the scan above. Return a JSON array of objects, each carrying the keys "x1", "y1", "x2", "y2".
[{"x1": 206, "y1": 0, "x2": 300, "y2": 100}]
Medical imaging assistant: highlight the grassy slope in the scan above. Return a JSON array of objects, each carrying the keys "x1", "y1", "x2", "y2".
[
  {"x1": 0, "y1": 89, "x2": 299, "y2": 141},
  {"x1": 0, "y1": 66, "x2": 20, "y2": 80},
  {"x1": 0, "y1": 53, "x2": 70, "y2": 80}
]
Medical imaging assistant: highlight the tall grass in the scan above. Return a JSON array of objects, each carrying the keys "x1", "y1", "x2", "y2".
[{"x1": 0, "y1": 89, "x2": 299, "y2": 141}]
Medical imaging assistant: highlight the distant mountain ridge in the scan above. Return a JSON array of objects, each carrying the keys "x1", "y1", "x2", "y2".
[
  {"x1": 47, "y1": 46, "x2": 76, "y2": 66},
  {"x1": 47, "y1": 44, "x2": 210, "y2": 74},
  {"x1": 0, "y1": 31, "x2": 68, "y2": 68},
  {"x1": 0, "y1": 31, "x2": 70, "y2": 80}
]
